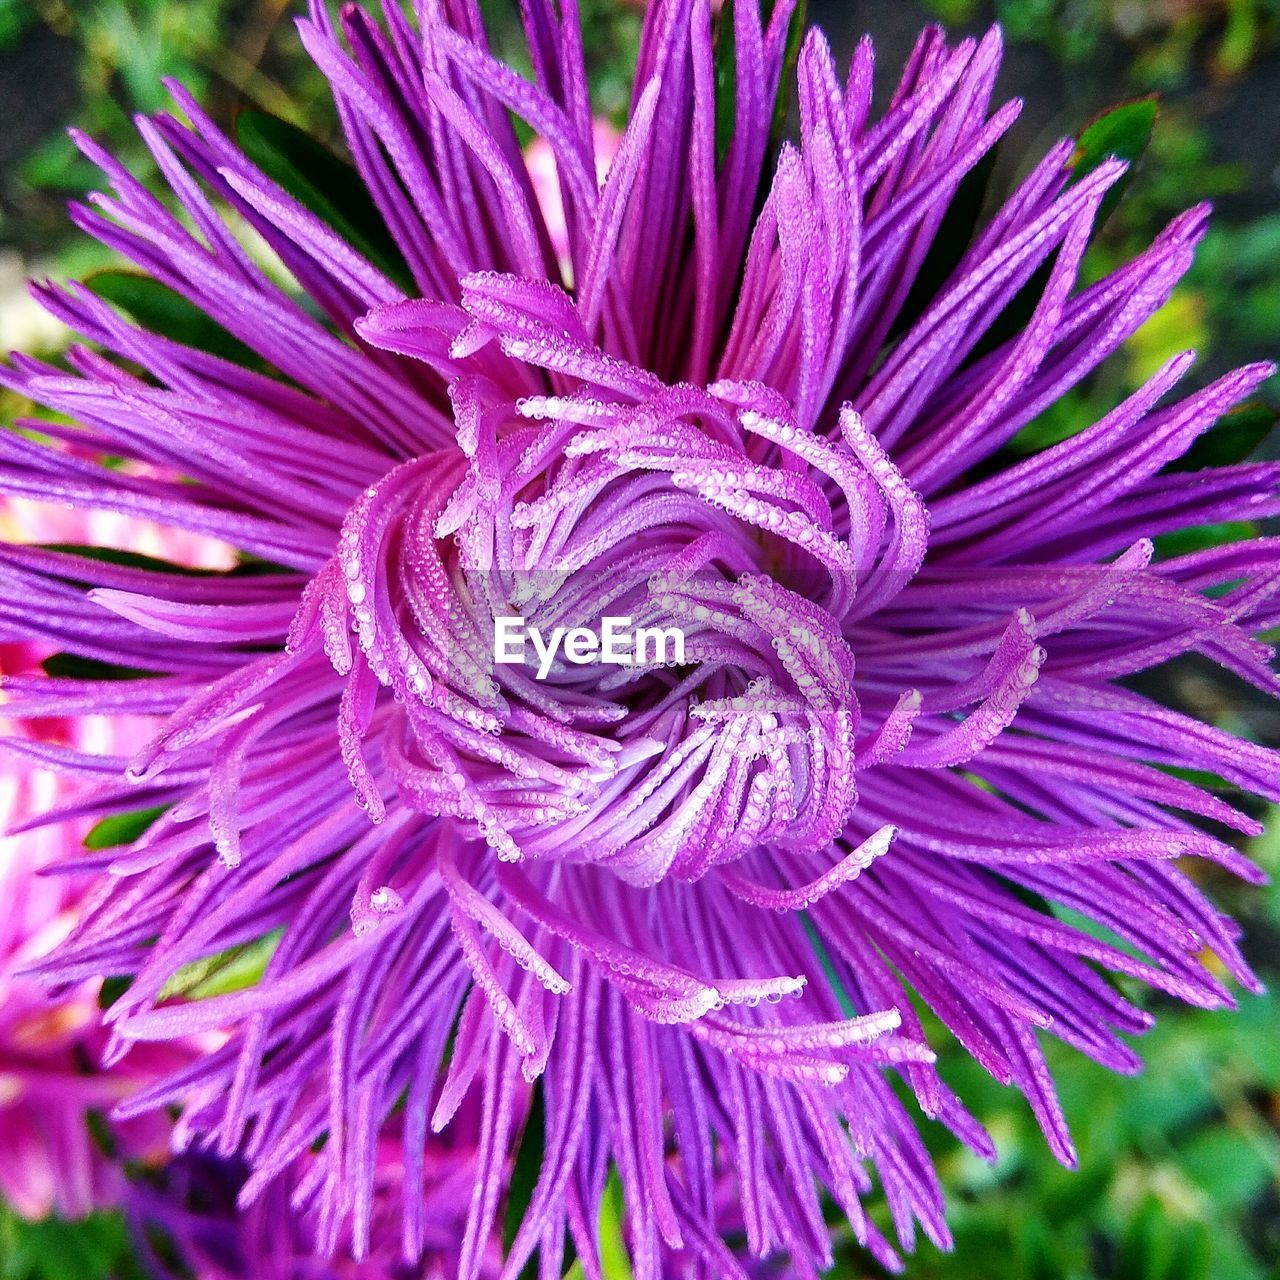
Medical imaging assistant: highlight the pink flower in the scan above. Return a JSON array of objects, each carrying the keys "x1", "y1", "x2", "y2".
[
  {"x1": 128, "y1": 1115, "x2": 505, "y2": 1280},
  {"x1": 526, "y1": 119, "x2": 623, "y2": 264},
  {"x1": 0, "y1": 499, "x2": 232, "y2": 1219}
]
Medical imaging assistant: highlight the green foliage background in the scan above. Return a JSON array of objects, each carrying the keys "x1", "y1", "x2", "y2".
[{"x1": 0, "y1": 1, "x2": 1277, "y2": 1276}]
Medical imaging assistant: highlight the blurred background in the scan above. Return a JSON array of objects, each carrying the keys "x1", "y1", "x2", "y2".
[{"x1": 0, "y1": 0, "x2": 1278, "y2": 1276}]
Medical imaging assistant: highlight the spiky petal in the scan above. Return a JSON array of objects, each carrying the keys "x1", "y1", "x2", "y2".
[{"x1": 1, "y1": 3, "x2": 1277, "y2": 1277}]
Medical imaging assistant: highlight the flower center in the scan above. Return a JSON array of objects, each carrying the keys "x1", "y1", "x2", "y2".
[{"x1": 295, "y1": 372, "x2": 881, "y2": 888}]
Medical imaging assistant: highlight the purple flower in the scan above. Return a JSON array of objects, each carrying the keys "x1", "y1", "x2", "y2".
[
  {"x1": 126, "y1": 1121, "x2": 776, "y2": 1280},
  {"x1": 0, "y1": 588, "x2": 204, "y2": 1220},
  {"x1": 2, "y1": 1, "x2": 1277, "y2": 1276},
  {"x1": 127, "y1": 1113, "x2": 504, "y2": 1280},
  {"x1": 0, "y1": 497, "x2": 230, "y2": 1222}
]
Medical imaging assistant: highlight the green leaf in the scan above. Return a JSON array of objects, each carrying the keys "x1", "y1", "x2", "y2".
[
  {"x1": 972, "y1": 97, "x2": 1159, "y2": 361},
  {"x1": 84, "y1": 805, "x2": 167, "y2": 850},
  {"x1": 503, "y1": 1081, "x2": 545, "y2": 1246},
  {"x1": 1002, "y1": 388, "x2": 1094, "y2": 458},
  {"x1": 503, "y1": 1082, "x2": 546, "y2": 1279},
  {"x1": 1126, "y1": 288, "x2": 1208, "y2": 384},
  {"x1": 712, "y1": 0, "x2": 739, "y2": 169},
  {"x1": 97, "y1": 974, "x2": 133, "y2": 1010},
  {"x1": 0, "y1": 1203, "x2": 147, "y2": 1280},
  {"x1": 40, "y1": 653, "x2": 158, "y2": 680},
  {"x1": 90, "y1": 271, "x2": 261, "y2": 367},
  {"x1": 1000, "y1": 876, "x2": 1056, "y2": 917},
  {"x1": 1169, "y1": 401, "x2": 1276, "y2": 471},
  {"x1": 772, "y1": 0, "x2": 807, "y2": 146},
  {"x1": 713, "y1": 0, "x2": 807, "y2": 169},
  {"x1": 496, "y1": 1082, "x2": 579, "y2": 1277},
  {"x1": 38, "y1": 542, "x2": 214, "y2": 577},
  {"x1": 234, "y1": 109, "x2": 414, "y2": 291},
  {"x1": 1153, "y1": 520, "x2": 1256, "y2": 559},
  {"x1": 84, "y1": 1109, "x2": 118, "y2": 1160},
  {"x1": 1179, "y1": 1125, "x2": 1272, "y2": 1213},
  {"x1": 36, "y1": 544, "x2": 295, "y2": 580},
  {"x1": 598, "y1": 1168, "x2": 634, "y2": 1280},
  {"x1": 0, "y1": 1, "x2": 36, "y2": 49},
  {"x1": 157, "y1": 929, "x2": 282, "y2": 1002},
  {"x1": 1072, "y1": 96, "x2": 1159, "y2": 225}
]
